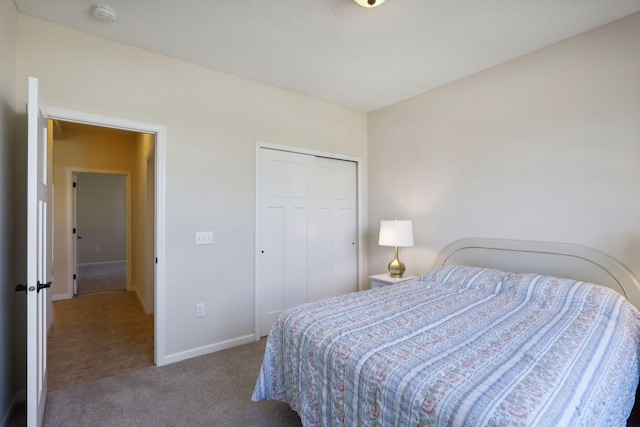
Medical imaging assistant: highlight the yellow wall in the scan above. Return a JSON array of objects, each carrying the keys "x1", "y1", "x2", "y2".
[{"x1": 133, "y1": 132, "x2": 155, "y2": 313}]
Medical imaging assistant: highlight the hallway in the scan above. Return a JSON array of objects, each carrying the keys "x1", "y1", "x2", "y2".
[{"x1": 47, "y1": 291, "x2": 154, "y2": 391}]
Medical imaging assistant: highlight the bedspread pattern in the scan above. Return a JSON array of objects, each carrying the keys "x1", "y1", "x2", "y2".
[{"x1": 253, "y1": 266, "x2": 640, "y2": 426}]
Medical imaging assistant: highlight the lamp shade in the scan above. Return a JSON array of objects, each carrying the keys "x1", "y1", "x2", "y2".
[{"x1": 378, "y1": 220, "x2": 414, "y2": 247}]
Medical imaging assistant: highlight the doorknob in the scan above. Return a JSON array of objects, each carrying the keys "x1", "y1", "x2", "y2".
[
  {"x1": 77, "y1": 236, "x2": 83, "y2": 239},
  {"x1": 15, "y1": 284, "x2": 37, "y2": 292}
]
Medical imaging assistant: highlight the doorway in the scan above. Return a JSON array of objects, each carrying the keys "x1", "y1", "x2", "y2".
[
  {"x1": 74, "y1": 172, "x2": 128, "y2": 295},
  {"x1": 47, "y1": 107, "x2": 167, "y2": 367},
  {"x1": 49, "y1": 120, "x2": 157, "y2": 390}
]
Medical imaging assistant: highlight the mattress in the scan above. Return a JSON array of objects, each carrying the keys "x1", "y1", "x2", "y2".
[{"x1": 253, "y1": 265, "x2": 640, "y2": 426}]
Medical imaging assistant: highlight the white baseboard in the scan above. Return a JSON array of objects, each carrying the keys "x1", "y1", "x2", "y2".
[
  {"x1": 160, "y1": 334, "x2": 255, "y2": 366},
  {"x1": 52, "y1": 292, "x2": 73, "y2": 301},
  {"x1": 78, "y1": 260, "x2": 126, "y2": 267},
  {"x1": 133, "y1": 287, "x2": 146, "y2": 311},
  {"x1": 1, "y1": 390, "x2": 25, "y2": 427}
]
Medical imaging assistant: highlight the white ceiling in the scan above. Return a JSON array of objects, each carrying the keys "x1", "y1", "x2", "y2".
[{"x1": 13, "y1": 0, "x2": 640, "y2": 112}]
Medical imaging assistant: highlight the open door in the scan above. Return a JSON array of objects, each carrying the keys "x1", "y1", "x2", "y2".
[{"x1": 25, "y1": 76, "x2": 50, "y2": 426}]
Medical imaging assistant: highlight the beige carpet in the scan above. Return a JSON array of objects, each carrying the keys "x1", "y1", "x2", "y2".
[
  {"x1": 43, "y1": 338, "x2": 302, "y2": 427},
  {"x1": 77, "y1": 262, "x2": 126, "y2": 295},
  {"x1": 12, "y1": 337, "x2": 640, "y2": 426}
]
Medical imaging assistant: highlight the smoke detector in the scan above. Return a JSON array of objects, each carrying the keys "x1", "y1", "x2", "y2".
[
  {"x1": 93, "y1": 5, "x2": 117, "y2": 23},
  {"x1": 353, "y1": 0, "x2": 386, "y2": 7}
]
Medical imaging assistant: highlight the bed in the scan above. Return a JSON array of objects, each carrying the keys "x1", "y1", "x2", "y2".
[{"x1": 252, "y1": 238, "x2": 640, "y2": 426}]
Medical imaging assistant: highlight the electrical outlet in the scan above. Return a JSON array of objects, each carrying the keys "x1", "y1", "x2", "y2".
[
  {"x1": 195, "y1": 231, "x2": 213, "y2": 245},
  {"x1": 196, "y1": 303, "x2": 205, "y2": 317}
]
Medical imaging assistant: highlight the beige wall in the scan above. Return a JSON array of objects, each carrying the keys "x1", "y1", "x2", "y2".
[
  {"x1": 0, "y1": 0, "x2": 21, "y2": 422},
  {"x1": 368, "y1": 13, "x2": 640, "y2": 281},
  {"x1": 17, "y1": 14, "x2": 368, "y2": 358}
]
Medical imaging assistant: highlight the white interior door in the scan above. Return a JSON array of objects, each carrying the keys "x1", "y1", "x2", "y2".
[
  {"x1": 257, "y1": 149, "x2": 312, "y2": 336},
  {"x1": 256, "y1": 148, "x2": 357, "y2": 337},
  {"x1": 308, "y1": 157, "x2": 358, "y2": 301},
  {"x1": 26, "y1": 76, "x2": 50, "y2": 427}
]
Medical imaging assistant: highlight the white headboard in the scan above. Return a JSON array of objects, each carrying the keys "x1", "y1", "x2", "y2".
[{"x1": 435, "y1": 238, "x2": 640, "y2": 310}]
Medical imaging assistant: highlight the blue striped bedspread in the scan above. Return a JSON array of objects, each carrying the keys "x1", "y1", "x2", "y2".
[{"x1": 252, "y1": 265, "x2": 640, "y2": 426}]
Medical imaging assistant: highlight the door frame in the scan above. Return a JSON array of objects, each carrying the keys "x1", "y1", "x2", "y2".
[
  {"x1": 253, "y1": 140, "x2": 365, "y2": 339},
  {"x1": 70, "y1": 170, "x2": 132, "y2": 295},
  {"x1": 47, "y1": 107, "x2": 168, "y2": 366},
  {"x1": 144, "y1": 149, "x2": 156, "y2": 315}
]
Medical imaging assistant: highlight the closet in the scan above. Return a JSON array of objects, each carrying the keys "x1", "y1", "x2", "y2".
[{"x1": 256, "y1": 147, "x2": 358, "y2": 336}]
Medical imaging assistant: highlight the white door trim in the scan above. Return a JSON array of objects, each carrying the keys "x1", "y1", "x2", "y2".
[
  {"x1": 254, "y1": 140, "x2": 365, "y2": 340},
  {"x1": 46, "y1": 107, "x2": 168, "y2": 366},
  {"x1": 144, "y1": 149, "x2": 156, "y2": 315}
]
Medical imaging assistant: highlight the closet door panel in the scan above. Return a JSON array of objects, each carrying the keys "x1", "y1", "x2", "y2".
[
  {"x1": 257, "y1": 148, "x2": 357, "y2": 337},
  {"x1": 283, "y1": 207, "x2": 309, "y2": 309},
  {"x1": 332, "y1": 206, "x2": 358, "y2": 297},
  {"x1": 309, "y1": 207, "x2": 333, "y2": 302},
  {"x1": 257, "y1": 149, "x2": 312, "y2": 336},
  {"x1": 259, "y1": 207, "x2": 285, "y2": 336},
  {"x1": 315, "y1": 157, "x2": 357, "y2": 297}
]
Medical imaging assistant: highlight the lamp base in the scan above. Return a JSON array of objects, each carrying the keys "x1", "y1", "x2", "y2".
[{"x1": 388, "y1": 247, "x2": 406, "y2": 278}]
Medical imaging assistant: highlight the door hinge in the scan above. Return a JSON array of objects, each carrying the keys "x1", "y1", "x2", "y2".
[
  {"x1": 73, "y1": 182, "x2": 77, "y2": 188},
  {"x1": 73, "y1": 228, "x2": 76, "y2": 234},
  {"x1": 73, "y1": 274, "x2": 77, "y2": 280}
]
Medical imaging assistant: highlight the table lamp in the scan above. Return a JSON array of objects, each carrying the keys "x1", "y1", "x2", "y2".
[{"x1": 378, "y1": 218, "x2": 414, "y2": 278}]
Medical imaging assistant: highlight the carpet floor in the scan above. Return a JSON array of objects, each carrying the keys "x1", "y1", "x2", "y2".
[
  {"x1": 12, "y1": 336, "x2": 640, "y2": 427},
  {"x1": 43, "y1": 338, "x2": 301, "y2": 427},
  {"x1": 77, "y1": 262, "x2": 126, "y2": 295}
]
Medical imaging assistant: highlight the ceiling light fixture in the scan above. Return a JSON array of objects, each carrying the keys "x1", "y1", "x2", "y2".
[
  {"x1": 353, "y1": 0, "x2": 386, "y2": 7},
  {"x1": 93, "y1": 4, "x2": 117, "y2": 23}
]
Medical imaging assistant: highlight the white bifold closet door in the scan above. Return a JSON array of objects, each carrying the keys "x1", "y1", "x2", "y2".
[{"x1": 257, "y1": 148, "x2": 357, "y2": 337}]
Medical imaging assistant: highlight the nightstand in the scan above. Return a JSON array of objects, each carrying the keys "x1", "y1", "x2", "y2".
[{"x1": 369, "y1": 273, "x2": 417, "y2": 289}]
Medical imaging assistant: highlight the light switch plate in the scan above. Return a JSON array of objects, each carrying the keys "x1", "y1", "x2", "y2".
[
  {"x1": 195, "y1": 231, "x2": 213, "y2": 245},
  {"x1": 196, "y1": 303, "x2": 205, "y2": 317}
]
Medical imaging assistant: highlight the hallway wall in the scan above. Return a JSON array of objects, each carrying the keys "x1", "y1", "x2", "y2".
[
  {"x1": 133, "y1": 132, "x2": 155, "y2": 314},
  {"x1": 52, "y1": 124, "x2": 150, "y2": 300}
]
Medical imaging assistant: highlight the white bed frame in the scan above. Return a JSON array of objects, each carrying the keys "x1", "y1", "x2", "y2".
[{"x1": 436, "y1": 238, "x2": 640, "y2": 310}]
